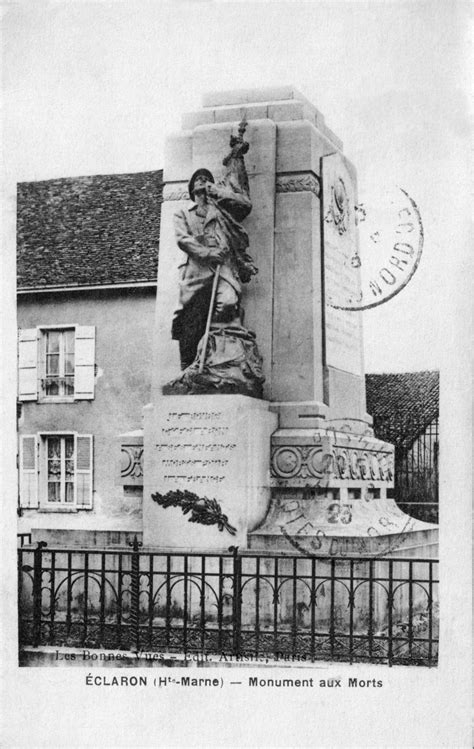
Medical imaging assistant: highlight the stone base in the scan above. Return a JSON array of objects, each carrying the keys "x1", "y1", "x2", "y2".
[
  {"x1": 250, "y1": 415, "x2": 438, "y2": 559},
  {"x1": 142, "y1": 395, "x2": 277, "y2": 550},
  {"x1": 249, "y1": 493, "x2": 438, "y2": 558},
  {"x1": 249, "y1": 524, "x2": 439, "y2": 559}
]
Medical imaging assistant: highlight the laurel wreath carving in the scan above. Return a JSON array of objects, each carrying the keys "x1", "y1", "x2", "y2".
[
  {"x1": 151, "y1": 489, "x2": 237, "y2": 535},
  {"x1": 163, "y1": 188, "x2": 190, "y2": 201},
  {"x1": 276, "y1": 173, "x2": 320, "y2": 197}
]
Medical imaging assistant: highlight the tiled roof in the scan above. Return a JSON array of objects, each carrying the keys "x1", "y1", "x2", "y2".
[
  {"x1": 365, "y1": 370, "x2": 439, "y2": 448},
  {"x1": 17, "y1": 170, "x2": 163, "y2": 289}
]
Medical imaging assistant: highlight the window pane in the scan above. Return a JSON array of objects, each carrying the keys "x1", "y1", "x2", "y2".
[
  {"x1": 65, "y1": 482, "x2": 74, "y2": 503},
  {"x1": 48, "y1": 482, "x2": 60, "y2": 502},
  {"x1": 46, "y1": 331, "x2": 60, "y2": 354},
  {"x1": 46, "y1": 354, "x2": 59, "y2": 375},
  {"x1": 64, "y1": 376, "x2": 74, "y2": 395},
  {"x1": 65, "y1": 437, "x2": 74, "y2": 458},
  {"x1": 48, "y1": 462, "x2": 61, "y2": 480},
  {"x1": 64, "y1": 353, "x2": 74, "y2": 374},
  {"x1": 45, "y1": 378, "x2": 59, "y2": 396},
  {"x1": 47, "y1": 438, "x2": 60, "y2": 460},
  {"x1": 64, "y1": 329, "x2": 75, "y2": 353}
]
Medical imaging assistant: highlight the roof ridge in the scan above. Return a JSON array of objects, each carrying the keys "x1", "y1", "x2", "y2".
[{"x1": 18, "y1": 168, "x2": 164, "y2": 187}]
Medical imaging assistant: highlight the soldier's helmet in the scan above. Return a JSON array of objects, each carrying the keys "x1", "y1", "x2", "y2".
[{"x1": 188, "y1": 168, "x2": 215, "y2": 201}]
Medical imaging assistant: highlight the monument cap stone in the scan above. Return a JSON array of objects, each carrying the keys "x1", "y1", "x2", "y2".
[
  {"x1": 182, "y1": 86, "x2": 342, "y2": 150},
  {"x1": 202, "y1": 85, "x2": 307, "y2": 108}
]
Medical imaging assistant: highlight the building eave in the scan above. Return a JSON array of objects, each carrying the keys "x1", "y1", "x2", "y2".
[{"x1": 17, "y1": 281, "x2": 157, "y2": 295}]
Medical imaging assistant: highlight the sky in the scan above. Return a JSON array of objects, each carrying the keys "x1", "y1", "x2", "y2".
[{"x1": 2, "y1": 0, "x2": 471, "y2": 373}]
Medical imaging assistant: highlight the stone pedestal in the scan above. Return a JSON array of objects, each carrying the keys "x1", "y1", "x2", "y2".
[
  {"x1": 250, "y1": 491, "x2": 438, "y2": 558},
  {"x1": 143, "y1": 395, "x2": 277, "y2": 550}
]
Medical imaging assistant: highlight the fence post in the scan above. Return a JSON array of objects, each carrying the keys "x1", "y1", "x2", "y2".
[
  {"x1": 32, "y1": 541, "x2": 47, "y2": 647},
  {"x1": 229, "y1": 546, "x2": 241, "y2": 657},
  {"x1": 129, "y1": 536, "x2": 142, "y2": 654}
]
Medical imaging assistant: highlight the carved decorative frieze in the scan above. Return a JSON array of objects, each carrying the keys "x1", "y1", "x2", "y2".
[
  {"x1": 333, "y1": 447, "x2": 394, "y2": 481},
  {"x1": 119, "y1": 444, "x2": 144, "y2": 486},
  {"x1": 276, "y1": 172, "x2": 320, "y2": 197},
  {"x1": 272, "y1": 445, "x2": 331, "y2": 479},
  {"x1": 163, "y1": 183, "x2": 190, "y2": 201},
  {"x1": 271, "y1": 444, "x2": 394, "y2": 482}
]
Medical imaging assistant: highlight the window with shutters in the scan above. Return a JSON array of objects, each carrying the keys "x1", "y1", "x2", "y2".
[
  {"x1": 43, "y1": 329, "x2": 75, "y2": 397},
  {"x1": 46, "y1": 435, "x2": 75, "y2": 504},
  {"x1": 19, "y1": 433, "x2": 93, "y2": 510},
  {"x1": 18, "y1": 326, "x2": 95, "y2": 402}
]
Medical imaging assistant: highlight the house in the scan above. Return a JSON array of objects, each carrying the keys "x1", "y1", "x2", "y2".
[
  {"x1": 17, "y1": 170, "x2": 162, "y2": 545},
  {"x1": 365, "y1": 371, "x2": 440, "y2": 523}
]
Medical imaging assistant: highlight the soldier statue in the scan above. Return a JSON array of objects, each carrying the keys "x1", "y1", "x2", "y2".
[{"x1": 164, "y1": 120, "x2": 264, "y2": 397}]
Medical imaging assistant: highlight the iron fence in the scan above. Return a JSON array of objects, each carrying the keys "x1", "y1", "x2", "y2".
[
  {"x1": 372, "y1": 413, "x2": 439, "y2": 523},
  {"x1": 17, "y1": 533, "x2": 32, "y2": 547},
  {"x1": 18, "y1": 540, "x2": 438, "y2": 666}
]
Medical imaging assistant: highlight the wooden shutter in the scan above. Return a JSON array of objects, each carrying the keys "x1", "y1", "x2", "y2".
[
  {"x1": 19, "y1": 435, "x2": 39, "y2": 508},
  {"x1": 18, "y1": 329, "x2": 38, "y2": 401},
  {"x1": 75, "y1": 434, "x2": 93, "y2": 508},
  {"x1": 74, "y1": 326, "x2": 95, "y2": 399}
]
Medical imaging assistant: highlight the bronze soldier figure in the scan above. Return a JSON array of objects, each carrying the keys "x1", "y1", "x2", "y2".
[{"x1": 165, "y1": 120, "x2": 263, "y2": 397}]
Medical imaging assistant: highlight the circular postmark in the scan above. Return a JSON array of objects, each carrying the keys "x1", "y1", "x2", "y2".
[
  {"x1": 326, "y1": 185, "x2": 423, "y2": 311},
  {"x1": 279, "y1": 510, "x2": 417, "y2": 560},
  {"x1": 277, "y1": 485, "x2": 418, "y2": 560}
]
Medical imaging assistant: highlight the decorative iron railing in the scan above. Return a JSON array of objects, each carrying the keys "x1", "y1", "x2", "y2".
[
  {"x1": 17, "y1": 533, "x2": 32, "y2": 547},
  {"x1": 18, "y1": 541, "x2": 438, "y2": 666},
  {"x1": 372, "y1": 413, "x2": 439, "y2": 523}
]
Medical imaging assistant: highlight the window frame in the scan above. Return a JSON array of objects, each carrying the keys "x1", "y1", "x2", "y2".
[
  {"x1": 44, "y1": 434, "x2": 76, "y2": 507},
  {"x1": 40, "y1": 326, "x2": 76, "y2": 402},
  {"x1": 19, "y1": 431, "x2": 94, "y2": 512},
  {"x1": 18, "y1": 324, "x2": 96, "y2": 403}
]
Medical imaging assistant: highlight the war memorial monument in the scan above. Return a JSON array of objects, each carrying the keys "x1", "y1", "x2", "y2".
[
  {"x1": 134, "y1": 87, "x2": 438, "y2": 650},
  {"x1": 144, "y1": 86, "x2": 437, "y2": 561}
]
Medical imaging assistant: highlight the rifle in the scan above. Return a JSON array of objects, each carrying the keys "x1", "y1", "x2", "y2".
[{"x1": 197, "y1": 118, "x2": 250, "y2": 375}]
